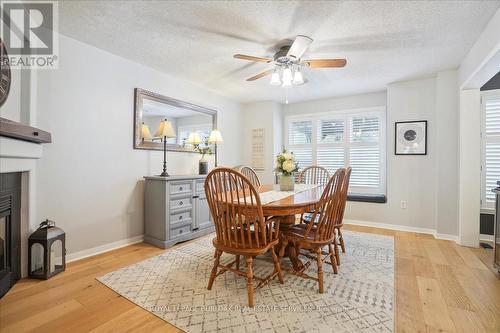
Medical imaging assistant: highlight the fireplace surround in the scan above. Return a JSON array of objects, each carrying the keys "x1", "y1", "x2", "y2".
[{"x1": 0, "y1": 172, "x2": 21, "y2": 298}]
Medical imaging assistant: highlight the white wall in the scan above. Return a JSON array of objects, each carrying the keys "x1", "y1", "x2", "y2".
[
  {"x1": 284, "y1": 91, "x2": 387, "y2": 116},
  {"x1": 241, "y1": 101, "x2": 283, "y2": 184},
  {"x1": 342, "y1": 80, "x2": 439, "y2": 231},
  {"x1": 35, "y1": 34, "x2": 243, "y2": 255},
  {"x1": 459, "y1": 7, "x2": 500, "y2": 89}
]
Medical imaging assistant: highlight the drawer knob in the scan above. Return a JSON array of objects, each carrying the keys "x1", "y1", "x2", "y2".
[
  {"x1": 179, "y1": 201, "x2": 183, "y2": 205},
  {"x1": 179, "y1": 186, "x2": 183, "y2": 191},
  {"x1": 179, "y1": 229, "x2": 183, "y2": 234},
  {"x1": 179, "y1": 215, "x2": 182, "y2": 220}
]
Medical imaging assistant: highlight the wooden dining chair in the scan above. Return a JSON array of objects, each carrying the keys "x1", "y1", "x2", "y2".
[
  {"x1": 301, "y1": 167, "x2": 351, "y2": 267},
  {"x1": 333, "y1": 167, "x2": 351, "y2": 266},
  {"x1": 204, "y1": 167, "x2": 283, "y2": 307},
  {"x1": 279, "y1": 168, "x2": 346, "y2": 293},
  {"x1": 297, "y1": 166, "x2": 330, "y2": 185},
  {"x1": 239, "y1": 166, "x2": 261, "y2": 187},
  {"x1": 297, "y1": 166, "x2": 331, "y2": 224}
]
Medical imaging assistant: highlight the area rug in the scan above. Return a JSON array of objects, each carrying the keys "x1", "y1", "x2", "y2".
[{"x1": 97, "y1": 231, "x2": 394, "y2": 332}]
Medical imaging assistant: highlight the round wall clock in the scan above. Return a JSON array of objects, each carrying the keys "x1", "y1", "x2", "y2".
[{"x1": 0, "y1": 39, "x2": 11, "y2": 107}]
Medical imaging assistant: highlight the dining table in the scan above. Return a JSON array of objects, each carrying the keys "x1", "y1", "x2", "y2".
[{"x1": 248, "y1": 183, "x2": 324, "y2": 270}]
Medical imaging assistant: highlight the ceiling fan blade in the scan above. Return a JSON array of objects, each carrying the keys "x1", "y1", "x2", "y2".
[
  {"x1": 234, "y1": 54, "x2": 273, "y2": 63},
  {"x1": 246, "y1": 70, "x2": 273, "y2": 81},
  {"x1": 287, "y1": 35, "x2": 313, "y2": 60},
  {"x1": 303, "y1": 59, "x2": 347, "y2": 68}
]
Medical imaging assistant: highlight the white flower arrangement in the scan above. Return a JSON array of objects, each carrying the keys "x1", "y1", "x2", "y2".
[{"x1": 275, "y1": 148, "x2": 299, "y2": 176}]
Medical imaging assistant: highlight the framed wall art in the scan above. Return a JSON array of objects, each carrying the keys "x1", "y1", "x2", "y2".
[{"x1": 395, "y1": 120, "x2": 427, "y2": 155}]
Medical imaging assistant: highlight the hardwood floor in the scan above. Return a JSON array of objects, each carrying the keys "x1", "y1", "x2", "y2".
[{"x1": 0, "y1": 225, "x2": 498, "y2": 332}]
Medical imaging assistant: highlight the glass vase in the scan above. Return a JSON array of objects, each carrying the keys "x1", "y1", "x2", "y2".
[{"x1": 279, "y1": 174, "x2": 295, "y2": 191}]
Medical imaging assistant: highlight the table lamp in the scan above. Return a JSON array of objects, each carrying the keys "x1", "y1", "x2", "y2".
[
  {"x1": 141, "y1": 122, "x2": 152, "y2": 143},
  {"x1": 208, "y1": 129, "x2": 223, "y2": 167},
  {"x1": 155, "y1": 119, "x2": 176, "y2": 177}
]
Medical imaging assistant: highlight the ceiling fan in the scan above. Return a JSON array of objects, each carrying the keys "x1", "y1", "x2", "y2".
[{"x1": 233, "y1": 35, "x2": 346, "y2": 87}]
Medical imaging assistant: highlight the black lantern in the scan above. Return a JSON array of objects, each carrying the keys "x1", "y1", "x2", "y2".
[{"x1": 28, "y1": 220, "x2": 66, "y2": 279}]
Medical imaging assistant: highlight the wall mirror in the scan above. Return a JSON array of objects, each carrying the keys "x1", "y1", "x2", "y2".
[{"x1": 134, "y1": 88, "x2": 217, "y2": 152}]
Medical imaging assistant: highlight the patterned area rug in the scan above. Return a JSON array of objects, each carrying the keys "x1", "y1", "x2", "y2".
[{"x1": 97, "y1": 231, "x2": 394, "y2": 332}]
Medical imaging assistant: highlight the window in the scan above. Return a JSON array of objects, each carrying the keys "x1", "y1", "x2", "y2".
[
  {"x1": 481, "y1": 89, "x2": 500, "y2": 210},
  {"x1": 177, "y1": 124, "x2": 212, "y2": 147},
  {"x1": 285, "y1": 107, "x2": 386, "y2": 195}
]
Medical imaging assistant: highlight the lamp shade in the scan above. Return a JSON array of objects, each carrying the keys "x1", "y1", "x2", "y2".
[
  {"x1": 282, "y1": 67, "x2": 292, "y2": 83},
  {"x1": 141, "y1": 122, "x2": 152, "y2": 140},
  {"x1": 270, "y1": 70, "x2": 281, "y2": 85},
  {"x1": 155, "y1": 119, "x2": 176, "y2": 138},
  {"x1": 208, "y1": 129, "x2": 223, "y2": 144},
  {"x1": 187, "y1": 131, "x2": 201, "y2": 145},
  {"x1": 293, "y1": 68, "x2": 304, "y2": 85}
]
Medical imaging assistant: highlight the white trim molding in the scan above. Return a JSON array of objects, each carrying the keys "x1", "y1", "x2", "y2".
[
  {"x1": 344, "y1": 219, "x2": 459, "y2": 243},
  {"x1": 458, "y1": 89, "x2": 481, "y2": 248},
  {"x1": 66, "y1": 235, "x2": 144, "y2": 263},
  {"x1": 480, "y1": 234, "x2": 494, "y2": 242}
]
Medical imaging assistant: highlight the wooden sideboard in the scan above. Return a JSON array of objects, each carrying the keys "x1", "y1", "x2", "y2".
[{"x1": 143, "y1": 175, "x2": 214, "y2": 249}]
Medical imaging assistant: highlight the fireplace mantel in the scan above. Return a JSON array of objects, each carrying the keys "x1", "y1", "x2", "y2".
[{"x1": 0, "y1": 118, "x2": 51, "y2": 144}]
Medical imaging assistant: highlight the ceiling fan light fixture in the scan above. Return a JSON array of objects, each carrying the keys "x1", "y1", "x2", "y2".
[
  {"x1": 270, "y1": 70, "x2": 281, "y2": 85},
  {"x1": 293, "y1": 68, "x2": 304, "y2": 85},
  {"x1": 282, "y1": 67, "x2": 293, "y2": 83}
]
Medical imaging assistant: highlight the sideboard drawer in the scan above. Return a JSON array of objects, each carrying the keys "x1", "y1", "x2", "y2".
[
  {"x1": 170, "y1": 196, "x2": 192, "y2": 211},
  {"x1": 170, "y1": 224, "x2": 191, "y2": 239},
  {"x1": 170, "y1": 181, "x2": 192, "y2": 196},
  {"x1": 170, "y1": 211, "x2": 192, "y2": 226}
]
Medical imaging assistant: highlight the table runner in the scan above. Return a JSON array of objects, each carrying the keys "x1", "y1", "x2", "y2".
[{"x1": 257, "y1": 183, "x2": 318, "y2": 205}]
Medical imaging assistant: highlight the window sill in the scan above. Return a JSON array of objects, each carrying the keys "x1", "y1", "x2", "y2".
[{"x1": 347, "y1": 193, "x2": 387, "y2": 204}]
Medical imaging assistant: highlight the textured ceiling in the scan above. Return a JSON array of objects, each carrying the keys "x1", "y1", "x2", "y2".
[{"x1": 59, "y1": 1, "x2": 500, "y2": 104}]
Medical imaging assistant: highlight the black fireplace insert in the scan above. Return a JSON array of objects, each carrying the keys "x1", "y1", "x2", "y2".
[{"x1": 0, "y1": 172, "x2": 21, "y2": 298}]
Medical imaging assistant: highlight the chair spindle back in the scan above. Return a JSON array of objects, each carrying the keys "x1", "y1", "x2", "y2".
[
  {"x1": 335, "y1": 167, "x2": 351, "y2": 227},
  {"x1": 303, "y1": 168, "x2": 346, "y2": 242},
  {"x1": 297, "y1": 166, "x2": 330, "y2": 185},
  {"x1": 205, "y1": 168, "x2": 277, "y2": 249},
  {"x1": 239, "y1": 166, "x2": 261, "y2": 187}
]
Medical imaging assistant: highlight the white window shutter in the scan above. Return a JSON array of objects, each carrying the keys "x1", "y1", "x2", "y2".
[
  {"x1": 350, "y1": 115, "x2": 379, "y2": 143},
  {"x1": 485, "y1": 99, "x2": 500, "y2": 135},
  {"x1": 317, "y1": 119, "x2": 344, "y2": 143},
  {"x1": 485, "y1": 143, "x2": 500, "y2": 202},
  {"x1": 317, "y1": 148, "x2": 345, "y2": 174},
  {"x1": 289, "y1": 120, "x2": 313, "y2": 145},
  {"x1": 350, "y1": 146, "x2": 380, "y2": 188},
  {"x1": 483, "y1": 94, "x2": 500, "y2": 206},
  {"x1": 290, "y1": 148, "x2": 313, "y2": 170}
]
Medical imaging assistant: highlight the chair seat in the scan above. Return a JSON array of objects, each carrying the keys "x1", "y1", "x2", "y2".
[
  {"x1": 302, "y1": 213, "x2": 343, "y2": 229},
  {"x1": 212, "y1": 232, "x2": 278, "y2": 256},
  {"x1": 302, "y1": 213, "x2": 317, "y2": 223},
  {"x1": 282, "y1": 224, "x2": 332, "y2": 247}
]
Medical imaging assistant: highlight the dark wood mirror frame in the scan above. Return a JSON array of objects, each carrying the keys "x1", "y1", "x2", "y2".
[{"x1": 133, "y1": 88, "x2": 217, "y2": 152}]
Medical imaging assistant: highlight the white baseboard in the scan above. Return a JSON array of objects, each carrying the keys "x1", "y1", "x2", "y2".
[
  {"x1": 66, "y1": 235, "x2": 144, "y2": 263},
  {"x1": 434, "y1": 233, "x2": 460, "y2": 242},
  {"x1": 480, "y1": 234, "x2": 494, "y2": 242},
  {"x1": 344, "y1": 219, "x2": 459, "y2": 243}
]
